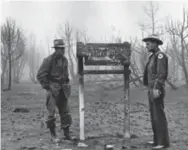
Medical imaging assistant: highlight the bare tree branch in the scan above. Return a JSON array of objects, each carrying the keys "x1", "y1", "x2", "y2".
[
  {"x1": 166, "y1": 8, "x2": 188, "y2": 85},
  {"x1": 1, "y1": 18, "x2": 26, "y2": 89}
]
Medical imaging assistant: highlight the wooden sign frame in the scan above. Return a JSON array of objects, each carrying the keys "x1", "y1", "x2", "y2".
[{"x1": 76, "y1": 42, "x2": 131, "y2": 144}]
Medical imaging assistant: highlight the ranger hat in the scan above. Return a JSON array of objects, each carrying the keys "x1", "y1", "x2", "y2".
[
  {"x1": 52, "y1": 39, "x2": 65, "y2": 48},
  {"x1": 142, "y1": 34, "x2": 163, "y2": 45}
]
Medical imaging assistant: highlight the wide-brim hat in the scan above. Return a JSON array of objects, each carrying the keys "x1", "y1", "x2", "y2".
[
  {"x1": 52, "y1": 39, "x2": 66, "y2": 48},
  {"x1": 142, "y1": 34, "x2": 163, "y2": 45}
]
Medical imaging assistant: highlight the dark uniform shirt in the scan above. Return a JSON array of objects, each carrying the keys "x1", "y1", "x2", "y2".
[
  {"x1": 147, "y1": 54, "x2": 156, "y2": 87},
  {"x1": 143, "y1": 49, "x2": 168, "y2": 89}
]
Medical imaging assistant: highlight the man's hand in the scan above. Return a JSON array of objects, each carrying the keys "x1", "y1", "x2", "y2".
[
  {"x1": 43, "y1": 85, "x2": 50, "y2": 91},
  {"x1": 152, "y1": 89, "x2": 161, "y2": 99}
]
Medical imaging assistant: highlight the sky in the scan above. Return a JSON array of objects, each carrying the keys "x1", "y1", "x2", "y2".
[{"x1": 2, "y1": 0, "x2": 188, "y2": 55}]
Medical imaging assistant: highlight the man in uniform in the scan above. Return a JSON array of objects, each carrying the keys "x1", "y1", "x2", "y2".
[
  {"x1": 37, "y1": 39, "x2": 72, "y2": 142},
  {"x1": 142, "y1": 34, "x2": 170, "y2": 149}
]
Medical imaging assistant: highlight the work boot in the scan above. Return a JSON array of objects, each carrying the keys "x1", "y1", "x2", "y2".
[
  {"x1": 50, "y1": 128, "x2": 60, "y2": 143},
  {"x1": 63, "y1": 127, "x2": 72, "y2": 140},
  {"x1": 147, "y1": 141, "x2": 157, "y2": 146},
  {"x1": 152, "y1": 145, "x2": 164, "y2": 149}
]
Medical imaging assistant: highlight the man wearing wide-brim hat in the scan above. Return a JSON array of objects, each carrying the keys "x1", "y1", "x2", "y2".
[
  {"x1": 142, "y1": 34, "x2": 170, "y2": 149},
  {"x1": 37, "y1": 39, "x2": 72, "y2": 143}
]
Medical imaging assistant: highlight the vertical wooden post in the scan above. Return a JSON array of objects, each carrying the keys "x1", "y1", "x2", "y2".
[
  {"x1": 123, "y1": 65, "x2": 130, "y2": 139},
  {"x1": 78, "y1": 56, "x2": 85, "y2": 141}
]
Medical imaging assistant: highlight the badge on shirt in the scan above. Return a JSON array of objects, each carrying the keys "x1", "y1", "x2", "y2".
[{"x1": 158, "y1": 54, "x2": 163, "y2": 59}]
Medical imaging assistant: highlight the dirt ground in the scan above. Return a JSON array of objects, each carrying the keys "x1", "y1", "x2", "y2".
[{"x1": 1, "y1": 82, "x2": 188, "y2": 150}]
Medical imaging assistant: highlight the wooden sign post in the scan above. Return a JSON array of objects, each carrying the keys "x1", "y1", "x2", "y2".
[
  {"x1": 78, "y1": 56, "x2": 85, "y2": 142},
  {"x1": 123, "y1": 65, "x2": 131, "y2": 139},
  {"x1": 76, "y1": 42, "x2": 131, "y2": 147}
]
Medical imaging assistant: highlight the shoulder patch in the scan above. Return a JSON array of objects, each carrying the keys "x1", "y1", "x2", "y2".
[{"x1": 158, "y1": 53, "x2": 163, "y2": 59}]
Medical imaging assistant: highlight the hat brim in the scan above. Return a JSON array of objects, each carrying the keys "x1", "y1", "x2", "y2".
[{"x1": 142, "y1": 37, "x2": 163, "y2": 45}]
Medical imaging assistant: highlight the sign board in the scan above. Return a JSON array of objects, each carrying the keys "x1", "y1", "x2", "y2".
[{"x1": 77, "y1": 42, "x2": 131, "y2": 66}]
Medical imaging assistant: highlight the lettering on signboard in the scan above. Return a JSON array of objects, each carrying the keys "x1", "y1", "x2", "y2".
[{"x1": 77, "y1": 43, "x2": 131, "y2": 66}]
